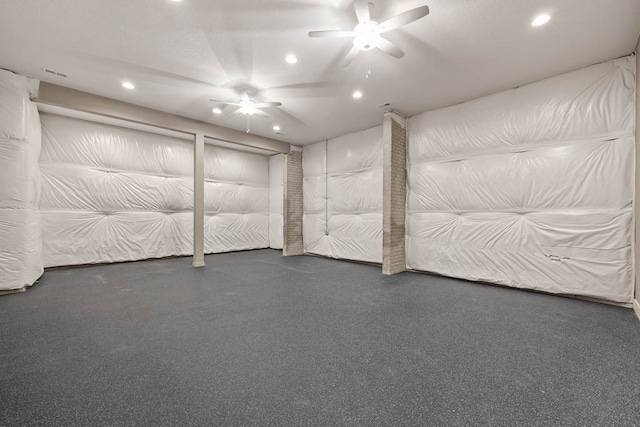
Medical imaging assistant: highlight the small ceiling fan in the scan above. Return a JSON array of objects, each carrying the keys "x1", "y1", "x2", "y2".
[
  {"x1": 209, "y1": 92, "x2": 282, "y2": 117},
  {"x1": 209, "y1": 91, "x2": 283, "y2": 133},
  {"x1": 308, "y1": 0, "x2": 429, "y2": 66}
]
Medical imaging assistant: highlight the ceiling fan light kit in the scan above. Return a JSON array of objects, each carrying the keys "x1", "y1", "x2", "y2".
[
  {"x1": 237, "y1": 104, "x2": 260, "y2": 116},
  {"x1": 353, "y1": 21, "x2": 381, "y2": 50}
]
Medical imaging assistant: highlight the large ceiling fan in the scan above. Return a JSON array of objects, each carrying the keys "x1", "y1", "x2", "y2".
[
  {"x1": 209, "y1": 92, "x2": 282, "y2": 117},
  {"x1": 309, "y1": 0, "x2": 429, "y2": 66}
]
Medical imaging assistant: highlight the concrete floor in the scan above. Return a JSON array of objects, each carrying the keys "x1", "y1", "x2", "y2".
[{"x1": 1, "y1": 249, "x2": 639, "y2": 426}]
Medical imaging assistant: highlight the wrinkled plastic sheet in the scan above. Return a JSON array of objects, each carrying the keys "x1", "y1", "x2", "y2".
[
  {"x1": 409, "y1": 57, "x2": 635, "y2": 163},
  {"x1": 0, "y1": 69, "x2": 42, "y2": 290},
  {"x1": 40, "y1": 114, "x2": 270, "y2": 267},
  {"x1": 0, "y1": 69, "x2": 39, "y2": 141},
  {"x1": 0, "y1": 209, "x2": 42, "y2": 289},
  {"x1": 269, "y1": 154, "x2": 284, "y2": 249},
  {"x1": 303, "y1": 126, "x2": 383, "y2": 263},
  {"x1": 406, "y1": 56, "x2": 635, "y2": 303},
  {"x1": 41, "y1": 211, "x2": 269, "y2": 267},
  {"x1": 406, "y1": 211, "x2": 633, "y2": 302}
]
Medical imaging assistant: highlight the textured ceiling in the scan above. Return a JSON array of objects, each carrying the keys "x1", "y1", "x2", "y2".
[{"x1": 1, "y1": 0, "x2": 639, "y2": 145}]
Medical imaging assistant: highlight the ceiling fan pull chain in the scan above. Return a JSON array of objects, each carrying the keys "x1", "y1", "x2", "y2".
[{"x1": 366, "y1": 51, "x2": 372, "y2": 79}]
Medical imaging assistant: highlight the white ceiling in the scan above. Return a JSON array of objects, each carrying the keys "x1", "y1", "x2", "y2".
[{"x1": 1, "y1": 0, "x2": 639, "y2": 145}]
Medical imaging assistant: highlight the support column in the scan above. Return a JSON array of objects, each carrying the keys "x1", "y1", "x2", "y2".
[
  {"x1": 283, "y1": 147, "x2": 304, "y2": 256},
  {"x1": 193, "y1": 133, "x2": 205, "y2": 267},
  {"x1": 634, "y1": 44, "x2": 640, "y2": 320},
  {"x1": 382, "y1": 111, "x2": 407, "y2": 275}
]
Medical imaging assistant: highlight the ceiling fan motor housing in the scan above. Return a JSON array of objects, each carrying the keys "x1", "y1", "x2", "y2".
[{"x1": 353, "y1": 21, "x2": 380, "y2": 50}]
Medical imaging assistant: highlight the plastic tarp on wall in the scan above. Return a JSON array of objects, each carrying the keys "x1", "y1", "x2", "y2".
[
  {"x1": 407, "y1": 56, "x2": 636, "y2": 303},
  {"x1": 40, "y1": 114, "x2": 269, "y2": 267},
  {"x1": 0, "y1": 69, "x2": 43, "y2": 290},
  {"x1": 303, "y1": 126, "x2": 383, "y2": 263},
  {"x1": 269, "y1": 154, "x2": 284, "y2": 249}
]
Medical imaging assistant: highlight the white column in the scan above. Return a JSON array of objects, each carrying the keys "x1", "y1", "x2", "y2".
[
  {"x1": 634, "y1": 40, "x2": 640, "y2": 320},
  {"x1": 193, "y1": 133, "x2": 205, "y2": 267}
]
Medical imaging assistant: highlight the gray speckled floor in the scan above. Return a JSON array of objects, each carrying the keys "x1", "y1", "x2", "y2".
[{"x1": 1, "y1": 249, "x2": 639, "y2": 426}]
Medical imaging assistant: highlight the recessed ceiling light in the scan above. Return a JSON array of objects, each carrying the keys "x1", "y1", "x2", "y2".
[
  {"x1": 212, "y1": 108, "x2": 222, "y2": 114},
  {"x1": 285, "y1": 54, "x2": 298, "y2": 64},
  {"x1": 352, "y1": 91, "x2": 363, "y2": 99},
  {"x1": 531, "y1": 14, "x2": 551, "y2": 27},
  {"x1": 273, "y1": 125, "x2": 281, "y2": 131},
  {"x1": 122, "y1": 81, "x2": 135, "y2": 90},
  {"x1": 171, "y1": 0, "x2": 182, "y2": 2}
]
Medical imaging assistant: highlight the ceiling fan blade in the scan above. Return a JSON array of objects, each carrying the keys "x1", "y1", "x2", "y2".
[
  {"x1": 209, "y1": 99, "x2": 242, "y2": 107},
  {"x1": 342, "y1": 45, "x2": 361, "y2": 67},
  {"x1": 377, "y1": 37, "x2": 405, "y2": 59},
  {"x1": 252, "y1": 102, "x2": 282, "y2": 108},
  {"x1": 209, "y1": 99, "x2": 242, "y2": 106},
  {"x1": 353, "y1": 0, "x2": 371, "y2": 23},
  {"x1": 267, "y1": 82, "x2": 349, "y2": 99},
  {"x1": 308, "y1": 30, "x2": 356, "y2": 38},
  {"x1": 268, "y1": 81, "x2": 335, "y2": 90},
  {"x1": 378, "y1": 5, "x2": 429, "y2": 33},
  {"x1": 275, "y1": 108, "x2": 308, "y2": 128},
  {"x1": 68, "y1": 50, "x2": 220, "y2": 88},
  {"x1": 253, "y1": 109, "x2": 270, "y2": 118}
]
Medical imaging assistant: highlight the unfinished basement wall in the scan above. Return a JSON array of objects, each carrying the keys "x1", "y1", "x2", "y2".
[
  {"x1": 407, "y1": 56, "x2": 636, "y2": 304},
  {"x1": 0, "y1": 70, "x2": 43, "y2": 290},
  {"x1": 303, "y1": 126, "x2": 383, "y2": 263},
  {"x1": 269, "y1": 154, "x2": 284, "y2": 249},
  {"x1": 39, "y1": 114, "x2": 269, "y2": 267}
]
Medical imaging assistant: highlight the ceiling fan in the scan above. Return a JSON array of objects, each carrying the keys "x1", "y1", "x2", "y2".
[
  {"x1": 209, "y1": 92, "x2": 282, "y2": 117},
  {"x1": 209, "y1": 91, "x2": 283, "y2": 133},
  {"x1": 308, "y1": 0, "x2": 429, "y2": 66}
]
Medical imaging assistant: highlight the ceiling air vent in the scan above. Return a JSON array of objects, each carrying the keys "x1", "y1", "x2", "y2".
[{"x1": 43, "y1": 68, "x2": 67, "y2": 78}]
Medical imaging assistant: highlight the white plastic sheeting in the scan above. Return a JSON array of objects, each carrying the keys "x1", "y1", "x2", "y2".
[
  {"x1": 303, "y1": 126, "x2": 383, "y2": 263},
  {"x1": 269, "y1": 154, "x2": 284, "y2": 249},
  {"x1": 0, "y1": 69, "x2": 43, "y2": 290},
  {"x1": 40, "y1": 114, "x2": 269, "y2": 267},
  {"x1": 407, "y1": 56, "x2": 636, "y2": 303}
]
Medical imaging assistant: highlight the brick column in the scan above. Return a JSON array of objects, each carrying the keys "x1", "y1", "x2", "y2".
[
  {"x1": 283, "y1": 147, "x2": 304, "y2": 256},
  {"x1": 382, "y1": 111, "x2": 407, "y2": 275}
]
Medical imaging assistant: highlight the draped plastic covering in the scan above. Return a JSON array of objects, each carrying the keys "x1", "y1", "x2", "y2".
[
  {"x1": 303, "y1": 126, "x2": 383, "y2": 263},
  {"x1": 40, "y1": 114, "x2": 269, "y2": 267},
  {"x1": 0, "y1": 69, "x2": 43, "y2": 290},
  {"x1": 269, "y1": 154, "x2": 284, "y2": 249},
  {"x1": 407, "y1": 56, "x2": 636, "y2": 303}
]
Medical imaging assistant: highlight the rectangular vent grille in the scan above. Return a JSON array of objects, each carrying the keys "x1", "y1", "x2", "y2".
[{"x1": 44, "y1": 68, "x2": 67, "y2": 78}]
